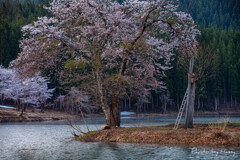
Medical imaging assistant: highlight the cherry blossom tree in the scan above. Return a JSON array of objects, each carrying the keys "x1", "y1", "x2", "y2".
[
  {"x1": 0, "y1": 66, "x2": 15, "y2": 104},
  {"x1": 11, "y1": 0, "x2": 199, "y2": 127},
  {"x1": 0, "y1": 66, "x2": 54, "y2": 112},
  {"x1": 54, "y1": 87, "x2": 98, "y2": 114},
  {"x1": 18, "y1": 75, "x2": 55, "y2": 112}
]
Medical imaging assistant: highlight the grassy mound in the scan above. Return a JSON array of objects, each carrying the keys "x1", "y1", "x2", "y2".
[{"x1": 78, "y1": 123, "x2": 240, "y2": 147}]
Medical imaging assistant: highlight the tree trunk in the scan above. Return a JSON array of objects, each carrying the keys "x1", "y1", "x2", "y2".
[
  {"x1": 198, "y1": 98, "x2": 200, "y2": 109},
  {"x1": 17, "y1": 99, "x2": 20, "y2": 111},
  {"x1": 143, "y1": 103, "x2": 145, "y2": 112},
  {"x1": 20, "y1": 104, "x2": 25, "y2": 116},
  {"x1": 102, "y1": 96, "x2": 121, "y2": 127},
  {"x1": 163, "y1": 103, "x2": 167, "y2": 113},
  {"x1": 41, "y1": 103, "x2": 45, "y2": 113},
  {"x1": 188, "y1": 81, "x2": 196, "y2": 128},
  {"x1": 23, "y1": 104, "x2": 26, "y2": 112},
  {"x1": 137, "y1": 102, "x2": 139, "y2": 113},
  {"x1": 124, "y1": 96, "x2": 127, "y2": 111},
  {"x1": 184, "y1": 81, "x2": 192, "y2": 128},
  {"x1": 234, "y1": 97, "x2": 237, "y2": 108},
  {"x1": 94, "y1": 50, "x2": 123, "y2": 127},
  {"x1": 177, "y1": 99, "x2": 180, "y2": 110},
  {"x1": 1, "y1": 94, "x2": 3, "y2": 105},
  {"x1": 184, "y1": 57, "x2": 195, "y2": 129},
  {"x1": 152, "y1": 95, "x2": 154, "y2": 111},
  {"x1": 72, "y1": 99, "x2": 74, "y2": 115},
  {"x1": 94, "y1": 68, "x2": 117, "y2": 127},
  {"x1": 110, "y1": 96, "x2": 121, "y2": 127},
  {"x1": 62, "y1": 96, "x2": 64, "y2": 111},
  {"x1": 224, "y1": 92, "x2": 226, "y2": 106},
  {"x1": 214, "y1": 97, "x2": 218, "y2": 111},
  {"x1": 129, "y1": 97, "x2": 131, "y2": 110}
]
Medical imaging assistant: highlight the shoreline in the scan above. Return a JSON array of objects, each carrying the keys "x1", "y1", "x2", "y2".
[
  {"x1": 0, "y1": 108, "x2": 72, "y2": 122},
  {"x1": 1, "y1": 107, "x2": 240, "y2": 123},
  {"x1": 133, "y1": 110, "x2": 240, "y2": 117},
  {"x1": 78, "y1": 123, "x2": 240, "y2": 148}
]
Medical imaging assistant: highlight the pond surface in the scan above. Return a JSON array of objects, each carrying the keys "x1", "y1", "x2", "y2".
[{"x1": 0, "y1": 116, "x2": 240, "y2": 160}]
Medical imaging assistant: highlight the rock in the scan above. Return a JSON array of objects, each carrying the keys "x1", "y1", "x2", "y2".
[{"x1": 101, "y1": 125, "x2": 111, "y2": 130}]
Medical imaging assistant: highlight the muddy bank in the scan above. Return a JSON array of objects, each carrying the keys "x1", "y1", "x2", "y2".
[
  {"x1": 78, "y1": 123, "x2": 240, "y2": 148},
  {"x1": 0, "y1": 108, "x2": 73, "y2": 122}
]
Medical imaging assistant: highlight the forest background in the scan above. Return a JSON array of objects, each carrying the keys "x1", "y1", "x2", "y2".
[{"x1": 0, "y1": 0, "x2": 239, "y2": 113}]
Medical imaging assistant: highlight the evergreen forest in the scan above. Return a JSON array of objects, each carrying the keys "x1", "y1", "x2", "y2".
[{"x1": 0, "y1": 0, "x2": 240, "y2": 113}]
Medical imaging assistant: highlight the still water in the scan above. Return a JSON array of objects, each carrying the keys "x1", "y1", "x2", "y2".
[{"x1": 0, "y1": 116, "x2": 239, "y2": 160}]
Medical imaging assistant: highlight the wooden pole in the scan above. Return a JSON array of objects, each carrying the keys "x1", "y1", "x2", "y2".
[{"x1": 185, "y1": 57, "x2": 194, "y2": 129}]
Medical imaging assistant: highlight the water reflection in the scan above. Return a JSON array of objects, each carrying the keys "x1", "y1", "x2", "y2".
[{"x1": 0, "y1": 116, "x2": 239, "y2": 160}]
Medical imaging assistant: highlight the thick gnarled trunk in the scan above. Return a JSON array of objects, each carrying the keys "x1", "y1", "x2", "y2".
[
  {"x1": 101, "y1": 97, "x2": 121, "y2": 127},
  {"x1": 109, "y1": 96, "x2": 121, "y2": 126},
  {"x1": 109, "y1": 108, "x2": 121, "y2": 127},
  {"x1": 94, "y1": 65, "x2": 120, "y2": 127},
  {"x1": 94, "y1": 67, "x2": 110, "y2": 126}
]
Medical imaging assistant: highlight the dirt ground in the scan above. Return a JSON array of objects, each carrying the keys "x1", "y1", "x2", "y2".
[{"x1": 0, "y1": 107, "x2": 73, "y2": 122}]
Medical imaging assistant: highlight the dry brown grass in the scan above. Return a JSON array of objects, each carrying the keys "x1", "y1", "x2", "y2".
[
  {"x1": 78, "y1": 123, "x2": 240, "y2": 147},
  {"x1": 208, "y1": 118, "x2": 230, "y2": 132}
]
